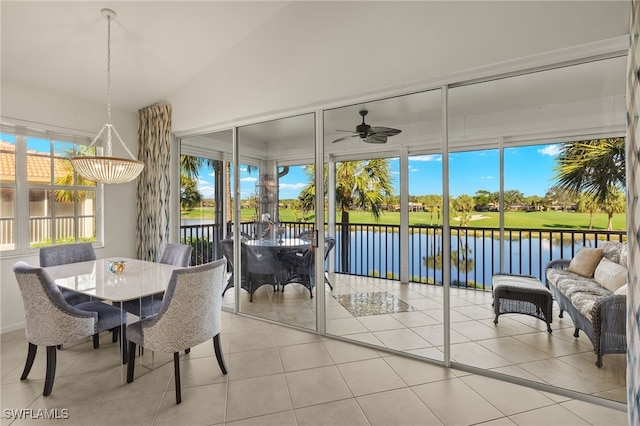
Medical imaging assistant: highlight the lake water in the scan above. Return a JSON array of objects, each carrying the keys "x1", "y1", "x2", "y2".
[{"x1": 180, "y1": 221, "x2": 605, "y2": 289}]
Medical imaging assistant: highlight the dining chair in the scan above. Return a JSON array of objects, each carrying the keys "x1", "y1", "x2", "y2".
[
  {"x1": 281, "y1": 237, "x2": 336, "y2": 297},
  {"x1": 39, "y1": 243, "x2": 96, "y2": 305},
  {"x1": 13, "y1": 261, "x2": 128, "y2": 396},
  {"x1": 121, "y1": 243, "x2": 193, "y2": 318},
  {"x1": 40, "y1": 242, "x2": 123, "y2": 350},
  {"x1": 218, "y1": 239, "x2": 279, "y2": 301},
  {"x1": 126, "y1": 259, "x2": 228, "y2": 404}
]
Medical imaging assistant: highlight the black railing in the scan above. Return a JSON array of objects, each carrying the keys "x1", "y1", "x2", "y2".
[{"x1": 180, "y1": 221, "x2": 626, "y2": 291}]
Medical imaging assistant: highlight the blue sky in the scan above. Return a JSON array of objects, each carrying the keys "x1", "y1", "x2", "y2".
[{"x1": 195, "y1": 144, "x2": 562, "y2": 200}]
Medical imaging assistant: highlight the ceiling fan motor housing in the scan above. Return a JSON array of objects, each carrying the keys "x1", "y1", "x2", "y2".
[{"x1": 356, "y1": 123, "x2": 371, "y2": 138}]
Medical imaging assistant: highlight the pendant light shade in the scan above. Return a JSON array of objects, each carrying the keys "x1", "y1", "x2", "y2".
[{"x1": 70, "y1": 8, "x2": 143, "y2": 184}]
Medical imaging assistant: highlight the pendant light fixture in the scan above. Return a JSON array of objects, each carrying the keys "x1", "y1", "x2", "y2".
[{"x1": 71, "y1": 8, "x2": 143, "y2": 184}]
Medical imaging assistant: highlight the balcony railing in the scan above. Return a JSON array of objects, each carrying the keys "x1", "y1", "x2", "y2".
[
  {"x1": 1, "y1": 217, "x2": 96, "y2": 249},
  {"x1": 179, "y1": 221, "x2": 626, "y2": 291}
]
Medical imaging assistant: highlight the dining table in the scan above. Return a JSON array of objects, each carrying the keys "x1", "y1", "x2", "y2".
[
  {"x1": 245, "y1": 237, "x2": 311, "y2": 251},
  {"x1": 245, "y1": 237, "x2": 312, "y2": 286},
  {"x1": 43, "y1": 257, "x2": 183, "y2": 379}
]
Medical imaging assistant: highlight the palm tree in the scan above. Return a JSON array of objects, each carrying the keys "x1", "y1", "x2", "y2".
[
  {"x1": 57, "y1": 146, "x2": 96, "y2": 203},
  {"x1": 453, "y1": 194, "x2": 474, "y2": 227},
  {"x1": 180, "y1": 155, "x2": 212, "y2": 211},
  {"x1": 575, "y1": 192, "x2": 598, "y2": 229},
  {"x1": 553, "y1": 138, "x2": 625, "y2": 204},
  {"x1": 601, "y1": 187, "x2": 626, "y2": 231},
  {"x1": 299, "y1": 159, "x2": 394, "y2": 272}
]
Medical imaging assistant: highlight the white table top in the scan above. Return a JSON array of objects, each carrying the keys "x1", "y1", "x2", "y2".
[
  {"x1": 246, "y1": 237, "x2": 310, "y2": 249},
  {"x1": 44, "y1": 258, "x2": 183, "y2": 302}
]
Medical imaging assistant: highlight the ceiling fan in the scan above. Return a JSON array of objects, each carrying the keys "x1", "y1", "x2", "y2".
[{"x1": 332, "y1": 108, "x2": 402, "y2": 144}]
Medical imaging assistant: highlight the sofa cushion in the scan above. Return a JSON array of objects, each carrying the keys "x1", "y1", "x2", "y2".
[
  {"x1": 567, "y1": 247, "x2": 603, "y2": 278},
  {"x1": 569, "y1": 290, "x2": 609, "y2": 322},
  {"x1": 600, "y1": 241, "x2": 625, "y2": 265},
  {"x1": 593, "y1": 257, "x2": 627, "y2": 293},
  {"x1": 549, "y1": 269, "x2": 611, "y2": 300}
]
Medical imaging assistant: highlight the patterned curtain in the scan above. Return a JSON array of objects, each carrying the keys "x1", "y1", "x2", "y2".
[
  {"x1": 136, "y1": 103, "x2": 172, "y2": 262},
  {"x1": 628, "y1": 1, "x2": 639, "y2": 423}
]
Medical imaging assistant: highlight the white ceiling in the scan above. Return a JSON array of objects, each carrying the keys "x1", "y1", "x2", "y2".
[
  {"x1": 1, "y1": 1, "x2": 291, "y2": 112},
  {"x1": 2, "y1": 0, "x2": 629, "y2": 151}
]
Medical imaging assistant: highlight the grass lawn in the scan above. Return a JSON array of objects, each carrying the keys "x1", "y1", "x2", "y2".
[{"x1": 181, "y1": 207, "x2": 626, "y2": 231}]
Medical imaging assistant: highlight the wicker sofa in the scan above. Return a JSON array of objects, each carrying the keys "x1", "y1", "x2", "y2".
[{"x1": 545, "y1": 240, "x2": 627, "y2": 367}]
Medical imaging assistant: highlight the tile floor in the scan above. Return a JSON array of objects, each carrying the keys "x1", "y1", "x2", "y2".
[
  {"x1": 0, "y1": 311, "x2": 628, "y2": 426},
  {"x1": 227, "y1": 273, "x2": 627, "y2": 404}
]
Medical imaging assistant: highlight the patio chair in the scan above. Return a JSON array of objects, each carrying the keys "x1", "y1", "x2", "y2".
[
  {"x1": 13, "y1": 261, "x2": 128, "y2": 396},
  {"x1": 218, "y1": 239, "x2": 279, "y2": 301},
  {"x1": 281, "y1": 237, "x2": 336, "y2": 297},
  {"x1": 225, "y1": 231, "x2": 252, "y2": 242},
  {"x1": 122, "y1": 243, "x2": 193, "y2": 318},
  {"x1": 126, "y1": 259, "x2": 228, "y2": 404},
  {"x1": 297, "y1": 230, "x2": 312, "y2": 241}
]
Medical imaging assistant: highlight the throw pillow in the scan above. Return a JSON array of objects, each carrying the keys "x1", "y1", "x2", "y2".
[
  {"x1": 614, "y1": 284, "x2": 628, "y2": 296},
  {"x1": 594, "y1": 257, "x2": 628, "y2": 293},
  {"x1": 567, "y1": 247, "x2": 604, "y2": 278}
]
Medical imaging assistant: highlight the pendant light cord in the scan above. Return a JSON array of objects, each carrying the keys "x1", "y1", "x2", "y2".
[{"x1": 106, "y1": 13, "x2": 112, "y2": 127}]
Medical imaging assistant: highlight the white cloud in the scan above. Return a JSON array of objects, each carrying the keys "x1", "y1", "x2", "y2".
[
  {"x1": 241, "y1": 176, "x2": 258, "y2": 183},
  {"x1": 197, "y1": 183, "x2": 215, "y2": 198},
  {"x1": 410, "y1": 154, "x2": 441, "y2": 162},
  {"x1": 280, "y1": 182, "x2": 307, "y2": 190},
  {"x1": 481, "y1": 176, "x2": 493, "y2": 180},
  {"x1": 538, "y1": 144, "x2": 562, "y2": 156}
]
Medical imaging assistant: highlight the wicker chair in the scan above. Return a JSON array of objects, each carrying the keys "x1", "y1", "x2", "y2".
[
  {"x1": 281, "y1": 237, "x2": 336, "y2": 297},
  {"x1": 126, "y1": 259, "x2": 228, "y2": 404},
  {"x1": 13, "y1": 261, "x2": 128, "y2": 396},
  {"x1": 218, "y1": 239, "x2": 279, "y2": 301}
]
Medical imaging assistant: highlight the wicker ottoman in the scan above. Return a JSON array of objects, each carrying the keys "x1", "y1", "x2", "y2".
[{"x1": 492, "y1": 273, "x2": 552, "y2": 333}]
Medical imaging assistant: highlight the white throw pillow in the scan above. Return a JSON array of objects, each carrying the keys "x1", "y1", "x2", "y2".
[
  {"x1": 594, "y1": 257, "x2": 627, "y2": 293},
  {"x1": 567, "y1": 247, "x2": 604, "y2": 278},
  {"x1": 614, "y1": 284, "x2": 628, "y2": 296}
]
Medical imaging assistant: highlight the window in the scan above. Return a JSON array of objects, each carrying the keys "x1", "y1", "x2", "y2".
[{"x1": 0, "y1": 125, "x2": 101, "y2": 254}]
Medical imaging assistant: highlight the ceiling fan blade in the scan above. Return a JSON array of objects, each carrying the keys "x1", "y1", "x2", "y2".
[
  {"x1": 332, "y1": 134, "x2": 358, "y2": 143},
  {"x1": 369, "y1": 127, "x2": 402, "y2": 137},
  {"x1": 364, "y1": 134, "x2": 388, "y2": 144}
]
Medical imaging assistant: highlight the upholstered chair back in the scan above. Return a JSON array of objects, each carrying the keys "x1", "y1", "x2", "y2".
[
  {"x1": 137, "y1": 259, "x2": 226, "y2": 353},
  {"x1": 13, "y1": 261, "x2": 96, "y2": 346},
  {"x1": 39, "y1": 243, "x2": 96, "y2": 267},
  {"x1": 159, "y1": 243, "x2": 193, "y2": 267}
]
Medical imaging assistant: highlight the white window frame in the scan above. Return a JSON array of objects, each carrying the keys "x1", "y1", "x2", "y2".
[{"x1": 0, "y1": 123, "x2": 104, "y2": 256}]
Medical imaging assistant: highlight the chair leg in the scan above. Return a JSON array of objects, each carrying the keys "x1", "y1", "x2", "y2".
[
  {"x1": 112, "y1": 327, "x2": 119, "y2": 343},
  {"x1": 43, "y1": 346, "x2": 57, "y2": 396},
  {"x1": 21, "y1": 342, "x2": 38, "y2": 380},
  {"x1": 92, "y1": 333, "x2": 100, "y2": 349},
  {"x1": 185, "y1": 348, "x2": 190, "y2": 354},
  {"x1": 120, "y1": 326, "x2": 128, "y2": 365},
  {"x1": 126, "y1": 341, "x2": 136, "y2": 383},
  {"x1": 324, "y1": 273, "x2": 333, "y2": 290},
  {"x1": 213, "y1": 333, "x2": 228, "y2": 374},
  {"x1": 173, "y1": 352, "x2": 182, "y2": 404}
]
